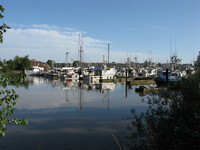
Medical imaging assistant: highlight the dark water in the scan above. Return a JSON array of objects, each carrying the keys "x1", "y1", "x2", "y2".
[{"x1": 0, "y1": 77, "x2": 148, "y2": 150}]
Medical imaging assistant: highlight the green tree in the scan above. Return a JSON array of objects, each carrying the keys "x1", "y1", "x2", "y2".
[
  {"x1": 127, "y1": 66, "x2": 200, "y2": 150},
  {"x1": 47, "y1": 59, "x2": 55, "y2": 69},
  {"x1": 73, "y1": 60, "x2": 80, "y2": 67},
  {"x1": 6, "y1": 59, "x2": 15, "y2": 70},
  {"x1": 14, "y1": 55, "x2": 31, "y2": 70},
  {"x1": 195, "y1": 61, "x2": 200, "y2": 77}
]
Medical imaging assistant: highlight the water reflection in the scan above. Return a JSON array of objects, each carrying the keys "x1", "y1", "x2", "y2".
[
  {"x1": 14, "y1": 77, "x2": 145, "y2": 111},
  {"x1": 7, "y1": 76, "x2": 198, "y2": 150},
  {"x1": 0, "y1": 76, "x2": 148, "y2": 150}
]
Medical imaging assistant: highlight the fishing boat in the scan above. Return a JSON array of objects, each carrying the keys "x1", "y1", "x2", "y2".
[
  {"x1": 83, "y1": 65, "x2": 116, "y2": 82},
  {"x1": 155, "y1": 70, "x2": 182, "y2": 86}
]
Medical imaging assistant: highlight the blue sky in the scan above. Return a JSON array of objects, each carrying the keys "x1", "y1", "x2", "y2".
[{"x1": 1, "y1": 0, "x2": 200, "y2": 63}]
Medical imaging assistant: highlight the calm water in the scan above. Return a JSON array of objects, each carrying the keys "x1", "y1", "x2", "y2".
[{"x1": 0, "y1": 76, "x2": 149, "y2": 150}]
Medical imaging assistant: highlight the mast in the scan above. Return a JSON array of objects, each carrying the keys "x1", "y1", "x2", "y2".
[
  {"x1": 65, "y1": 49, "x2": 69, "y2": 66},
  {"x1": 78, "y1": 33, "x2": 84, "y2": 67},
  {"x1": 108, "y1": 43, "x2": 110, "y2": 65}
]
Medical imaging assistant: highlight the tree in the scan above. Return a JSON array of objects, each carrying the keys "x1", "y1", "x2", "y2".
[
  {"x1": 47, "y1": 60, "x2": 55, "y2": 69},
  {"x1": 73, "y1": 60, "x2": 80, "y2": 67},
  {"x1": 195, "y1": 61, "x2": 200, "y2": 77},
  {"x1": 6, "y1": 60, "x2": 15, "y2": 69},
  {"x1": 0, "y1": 56, "x2": 31, "y2": 72},
  {"x1": 126, "y1": 65, "x2": 200, "y2": 150},
  {"x1": 13, "y1": 55, "x2": 31, "y2": 70}
]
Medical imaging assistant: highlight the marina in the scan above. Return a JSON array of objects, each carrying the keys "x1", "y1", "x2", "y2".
[{"x1": 1, "y1": 1, "x2": 200, "y2": 149}]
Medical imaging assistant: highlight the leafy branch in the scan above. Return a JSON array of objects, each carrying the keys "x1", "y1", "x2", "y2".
[
  {"x1": 0, "y1": 5, "x2": 10, "y2": 43},
  {"x1": 0, "y1": 76, "x2": 28, "y2": 136}
]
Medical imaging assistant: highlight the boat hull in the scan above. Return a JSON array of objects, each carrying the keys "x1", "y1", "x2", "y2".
[{"x1": 155, "y1": 78, "x2": 181, "y2": 87}]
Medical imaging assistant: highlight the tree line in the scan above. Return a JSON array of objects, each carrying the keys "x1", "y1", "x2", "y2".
[{"x1": 0, "y1": 55, "x2": 31, "y2": 72}]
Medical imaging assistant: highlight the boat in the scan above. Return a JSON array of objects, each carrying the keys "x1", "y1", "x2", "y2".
[
  {"x1": 83, "y1": 64, "x2": 116, "y2": 82},
  {"x1": 83, "y1": 67, "x2": 101, "y2": 81},
  {"x1": 155, "y1": 70, "x2": 182, "y2": 86},
  {"x1": 60, "y1": 67, "x2": 81, "y2": 80},
  {"x1": 64, "y1": 72, "x2": 80, "y2": 80},
  {"x1": 25, "y1": 66, "x2": 44, "y2": 76}
]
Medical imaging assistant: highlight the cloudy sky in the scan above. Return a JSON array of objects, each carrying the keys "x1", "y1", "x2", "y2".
[{"x1": 1, "y1": 0, "x2": 200, "y2": 63}]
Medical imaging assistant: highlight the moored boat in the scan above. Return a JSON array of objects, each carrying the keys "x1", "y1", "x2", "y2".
[
  {"x1": 155, "y1": 70, "x2": 182, "y2": 86},
  {"x1": 83, "y1": 65, "x2": 116, "y2": 82},
  {"x1": 25, "y1": 66, "x2": 44, "y2": 76}
]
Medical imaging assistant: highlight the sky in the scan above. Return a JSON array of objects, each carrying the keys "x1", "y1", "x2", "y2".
[{"x1": 0, "y1": 0, "x2": 200, "y2": 64}]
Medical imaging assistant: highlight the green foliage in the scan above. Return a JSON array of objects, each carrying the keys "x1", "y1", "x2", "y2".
[
  {"x1": 127, "y1": 70, "x2": 200, "y2": 149},
  {"x1": 0, "y1": 5, "x2": 10, "y2": 43},
  {"x1": 47, "y1": 60, "x2": 55, "y2": 69},
  {"x1": 1, "y1": 55, "x2": 31, "y2": 72},
  {"x1": 195, "y1": 61, "x2": 200, "y2": 77},
  {"x1": 13, "y1": 55, "x2": 31, "y2": 70},
  {"x1": 73, "y1": 60, "x2": 80, "y2": 67},
  {"x1": 0, "y1": 75, "x2": 28, "y2": 137}
]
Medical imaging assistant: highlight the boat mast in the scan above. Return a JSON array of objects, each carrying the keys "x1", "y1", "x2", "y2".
[
  {"x1": 65, "y1": 49, "x2": 69, "y2": 66},
  {"x1": 108, "y1": 43, "x2": 110, "y2": 64},
  {"x1": 78, "y1": 33, "x2": 84, "y2": 67}
]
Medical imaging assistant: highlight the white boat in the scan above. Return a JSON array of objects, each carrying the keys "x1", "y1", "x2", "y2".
[
  {"x1": 25, "y1": 66, "x2": 44, "y2": 76},
  {"x1": 101, "y1": 67, "x2": 116, "y2": 79},
  {"x1": 83, "y1": 65, "x2": 116, "y2": 82},
  {"x1": 60, "y1": 67, "x2": 81, "y2": 80},
  {"x1": 82, "y1": 67, "x2": 101, "y2": 81}
]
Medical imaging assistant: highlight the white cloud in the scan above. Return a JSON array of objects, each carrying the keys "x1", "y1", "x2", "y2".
[
  {"x1": 0, "y1": 24, "x2": 111, "y2": 63},
  {"x1": 0, "y1": 24, "x2": 168, "y2": 63}
]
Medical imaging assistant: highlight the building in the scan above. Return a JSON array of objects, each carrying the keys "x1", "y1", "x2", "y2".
[{"x1": 30, "y1": 60, "x2": 49, "y2": 70}]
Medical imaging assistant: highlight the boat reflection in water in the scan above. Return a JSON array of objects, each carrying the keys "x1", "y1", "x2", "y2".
[
  {"x1": 62, "y1": 79, "x2": 116, "y2": 111},
  {"x1": 0, "y1": 76, "x2": 148, "y2": 150}
]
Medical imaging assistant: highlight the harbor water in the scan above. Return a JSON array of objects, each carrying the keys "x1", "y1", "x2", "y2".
[{"x1": 0, "y1": 76, "x2": 149, "y2": 150}]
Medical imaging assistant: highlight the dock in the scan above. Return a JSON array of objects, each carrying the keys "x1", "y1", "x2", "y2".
[{"x1": 101, "y1": 77, "x2": 156, "y2": 85}]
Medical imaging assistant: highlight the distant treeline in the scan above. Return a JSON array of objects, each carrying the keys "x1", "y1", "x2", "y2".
[{"x1": 0, "y1": 55, "x2": 31, "y2": 72}]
